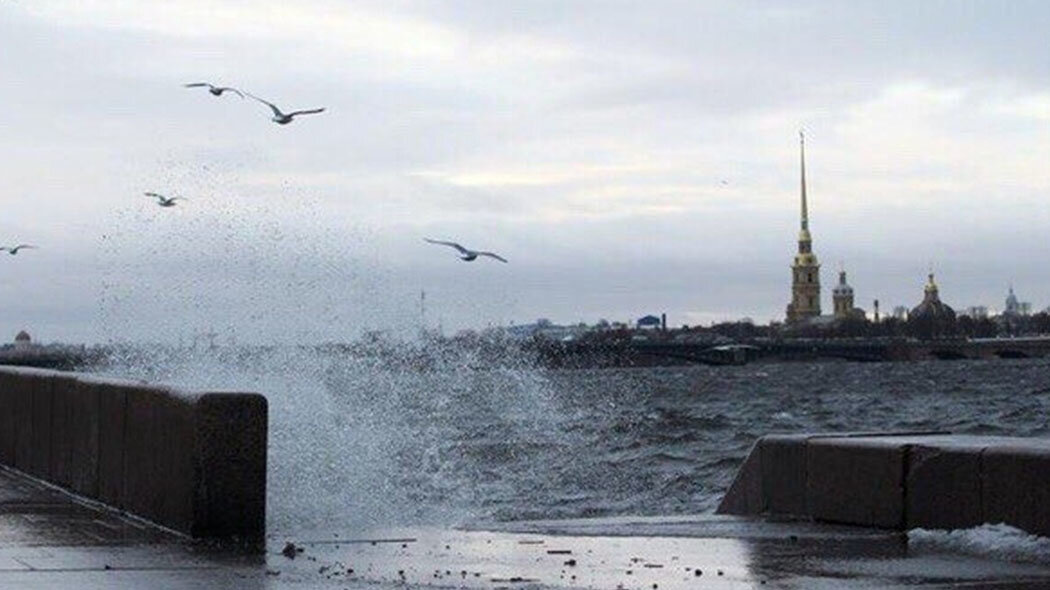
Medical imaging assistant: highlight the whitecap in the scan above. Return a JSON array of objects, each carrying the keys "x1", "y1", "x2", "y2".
[{"x1": 909, "y1": 523, "x2": 1050, "y2": 564}]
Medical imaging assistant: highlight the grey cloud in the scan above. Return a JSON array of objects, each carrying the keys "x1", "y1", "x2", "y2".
[{"x1": 2, "y1": 1, "x2": 1050, "y2": 341}]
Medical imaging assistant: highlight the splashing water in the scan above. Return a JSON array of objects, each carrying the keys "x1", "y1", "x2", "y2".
[{"x1": 94, "y1": 346, "x2": 1050, "y2": 537}]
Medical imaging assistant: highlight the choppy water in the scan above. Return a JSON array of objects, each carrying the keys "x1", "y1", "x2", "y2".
[{"x1": 99, "y1": 350, "x2": 1050, "y2": 536}]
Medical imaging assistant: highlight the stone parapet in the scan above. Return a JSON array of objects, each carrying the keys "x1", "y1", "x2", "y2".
[
  {"x1": 0, "y1": 366, "x2": 267, "y2": 545},
  {"x1": 718, "y1": 432, "x2": 1050, "y2": 535}
]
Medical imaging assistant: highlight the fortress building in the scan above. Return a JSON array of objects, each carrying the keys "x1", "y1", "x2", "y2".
[
  {"x1": 908, "y1": 272, "x2": 957, "y2": 339},
  {"x1": 833, "y1": 270, "x2": 855, "y2": 318},
  {"x1": 832, "y1": 269, "x2": 867, "y2": 321},
  {"x1": 786, "y1": 132, "x2": 821, "y2": 323}
]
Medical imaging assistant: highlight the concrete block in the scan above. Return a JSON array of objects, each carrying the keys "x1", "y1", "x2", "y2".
[
  {"x1": 0, "y1": 368, "x2": 268, "y2": 544},
  {"x1": 49, "y1": 375, "x2": 79, "y2": 488},
  {"x1": 905, "y1": 444, "x2": 982, "y2": 530},
  {"x1": 29, "y1": 375, "x2": 54, "y2": 480},
  {"x1": 11, "y1": 374, "x2": 33, "y2": 472},
  {"x1": 122, "y1": 387, "x2": 165, "y2": 524},
  {"x1": 158, "y1": 393, "x2": 196, "y2": 534},
  {"x1": 981, "y1": 445, "x2": 1050, "y2": 537},
  {"x1": 806, "y1": 437, "x2": 905, "y2": 528},
  {"x1": 716, "y1": 441, "x2": 763, "y2": 515},
  {"x1": 193, "y1": 392, "x2": 268, "y2": 543},
  {"x1": 124, "y1": 387, "x2": 197, "y2": 533},
  {"x1": 68, "y1": 380, "x2": 101, "y2": 497},
  {"x1": 0, "y1": 371, "x2": 17, "y2": 464},
  {"x1": 96, "y1": 383, "x2": 127, "y2": 508},
  {"x1": 760, "y1": 434, "x2": 809, "y2": 516}
]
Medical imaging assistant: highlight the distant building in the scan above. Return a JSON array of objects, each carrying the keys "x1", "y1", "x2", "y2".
[
  {"x1": 964, "y1": 306, "x2": 989, "y2": 320},
  {"x1": 1004, "y1": 287, "x2": 1020, "y2": 316},
  {"x1": 892, "y1": 306, "x2": 909, "y2": 321},
  {"x1": 1002, "y1": 286, "x2": 1031, "y2": 317},
  {"x1": 831, "y1": 270, "x2": 866, "y2": 320},
  {"x1": 786, "y1": 132, "x2": 822, "y2": 323},
  {"x1": 505, "y1": 319, "x2": 579, "y2": 341},
  {"x1": 832, "y1": 271, "x2": 854, "y2": 318},
  {"x1": 908, "y1": 273, "x2": 957, "y2": 339},
  {"x1": 636, "y1": 315, "x2": 662, "y2": 330},
  {"x1": 14, "y1": 330, "x2": 31, "y2": 352}
]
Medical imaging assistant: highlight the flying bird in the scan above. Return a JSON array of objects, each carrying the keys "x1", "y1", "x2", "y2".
[
  {"x1": 424, "y1": 239, "x2": 508, "y2": 263},
  {"x1": 144, "y1": 192, "x2": 185, "y2": 207},
  {"x1": 183, "y1": 82, "x2": 245, "y2": 98},
  {"x1": 1, "y1": 245, "x2": 36, "y2": 255},
  {"x1": 247, "y1": 94, "x2": 326, "y2": 125}
]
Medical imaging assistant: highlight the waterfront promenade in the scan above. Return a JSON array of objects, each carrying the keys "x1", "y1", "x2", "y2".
[
  {"x1": 6, "y1": 367, "x2": 1050, "y2": 587},
  {"x1": 4, "y1": 464, "x2": 1050, "y2": 589}
]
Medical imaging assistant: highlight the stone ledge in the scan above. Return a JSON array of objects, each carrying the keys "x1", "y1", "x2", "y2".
[
  {"x1": 717, "y1": 432, "x2": 1050, "y2": 535},
  {"x1": 0, "y1": 366, "x2": 267, "y2": 546}
]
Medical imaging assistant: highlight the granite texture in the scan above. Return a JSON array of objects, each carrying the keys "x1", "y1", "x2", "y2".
[
  {"x1": 0, "y1": 366, "x2": 268, "y2": 545},
  {"x1": 719, "y1": 431, "x2": 1050, "y2": 536}
]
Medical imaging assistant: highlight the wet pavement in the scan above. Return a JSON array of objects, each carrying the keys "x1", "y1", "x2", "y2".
[{"x1": 3, "y1": 467, "x2": 1050, "y2": 588}]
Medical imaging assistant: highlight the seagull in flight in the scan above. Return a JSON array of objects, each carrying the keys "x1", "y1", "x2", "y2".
[
  {"x1": 247, "y1": 94, "x2": 326, "y2": 125},
  {"x1": 1, "y1": 245, "x2": 36, "y2": 255},
  {"x1": 424, "y1": 239, "x2": 508, "y2": 263},
  {"x1": 183, "y1": 82, "x2": 245, "y2": 98},
  {"x1": 144, "y1": 192, "x2": 185, "y2": 207}
]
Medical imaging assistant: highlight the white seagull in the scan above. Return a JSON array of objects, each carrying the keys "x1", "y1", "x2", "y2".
[
  {"x1": 247, "y1": 94, "x2": 325, "y2": 125},
  {"x1": 183, "y1": 82, "x2": 245, "y2": 98},
  {"x1": 424, "y1": 239, "x2": 508, "y2": 263},
  {"x1": 1, "y1": 244, "x2": 36, "y2": 255},
  {"x1": 144, "y1": 192, "x2": 185, "y2": 207}
]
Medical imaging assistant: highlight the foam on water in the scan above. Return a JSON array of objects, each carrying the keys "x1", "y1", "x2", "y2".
[{"x1": 909, "y1": 523, "x2": 1050, "y2": 564}]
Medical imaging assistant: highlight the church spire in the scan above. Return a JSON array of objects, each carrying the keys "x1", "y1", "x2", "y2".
[
  {"x1": 800, "y1": 130, "x2": 808, "y2": 232},
  {"x1": 787, "y1": 131, "x2": 821, "y2": 323}
]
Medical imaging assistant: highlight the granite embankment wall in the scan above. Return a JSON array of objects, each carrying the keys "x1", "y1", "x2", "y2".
[
  {"x1": 718, "y1": 432, "x2": 1050, "y2": 535},
  {"x1": 0, "y1": 366, "x2": 267, "y2": 544}
]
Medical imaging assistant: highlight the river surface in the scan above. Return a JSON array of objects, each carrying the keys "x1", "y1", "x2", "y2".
[{"x1": 102, "y1": 350, "x2": 1050, "y2": 536}]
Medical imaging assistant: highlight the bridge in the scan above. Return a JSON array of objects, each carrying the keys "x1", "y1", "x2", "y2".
[
  {"x1": 761, "y1": 336, "x2": 1050, "y2": 362},
  {"x1": 541, "y1": 336, "x2": 1050, "y2": 367}
]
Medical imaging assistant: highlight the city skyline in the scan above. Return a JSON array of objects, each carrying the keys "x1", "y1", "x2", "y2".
[{"x1": 2, "y1": 2, "x2": 1050, "y2": 343}]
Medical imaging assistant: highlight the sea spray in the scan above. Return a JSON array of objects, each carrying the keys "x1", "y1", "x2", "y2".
[
  {"x1": 90, "y1": 349, "x2": 1050, "y2": 535},
  {"x1": 94, "y1": 339, "x2": 558, "y2": 534}
]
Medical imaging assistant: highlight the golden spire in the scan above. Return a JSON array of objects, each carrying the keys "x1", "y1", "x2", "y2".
[{"x1": 800, "y1": 130, "x2": 809, "y2": 233}]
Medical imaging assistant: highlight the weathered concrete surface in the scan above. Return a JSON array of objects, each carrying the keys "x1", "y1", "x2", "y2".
[
  {"x1": 194, "y1": 392, "x2": 268, "y2": 541},
  {"x1": 907, "y1": 443, "x2": 983, "y2": 530},
  {"x1": 806, "y1": 437, "x2": 906, "y2": 528},
  {"x1": 2, "y1": 465, "x2": 1050, "y2": 589},
  {"x1": 760, "y1": 434, "x2": 809, "y2": 516},
  {"x1": 982, "y1": 445, "x2": 1050, "y2": 538},
  {"x1": 713, "y1": 440, "x2": 761, "y2": 515},
  {"x1": 718, "y1": 432, "x2": 1050, "y2": 536},
  {"x1": 0, "y1": 366, "x2": 267, "y2": 544}
]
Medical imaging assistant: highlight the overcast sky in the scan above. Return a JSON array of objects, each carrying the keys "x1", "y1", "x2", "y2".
[{"x1": 2, "y1": 1, "x2": 1049, "y2": 343}]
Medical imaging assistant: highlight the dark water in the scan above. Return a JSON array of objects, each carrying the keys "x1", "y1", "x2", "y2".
[
  {"x1": 110, "y1": 351, "x2": 1050, "y2": 534},
  {"x1": 337, "y1": 359, "x2": 1050, "y2": 525}
]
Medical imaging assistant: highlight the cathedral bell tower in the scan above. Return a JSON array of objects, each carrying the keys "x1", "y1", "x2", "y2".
[
  {"x1": 833, "y1": 269, "x2": 855, "y2": 319},
  {"x1": 786, "y1": 131, "x2": 821, "y2": 322}
]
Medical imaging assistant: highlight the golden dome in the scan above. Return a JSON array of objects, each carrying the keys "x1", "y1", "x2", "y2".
[{"x1": 924, "y1": 273, "x2": 938, "y2": 295}]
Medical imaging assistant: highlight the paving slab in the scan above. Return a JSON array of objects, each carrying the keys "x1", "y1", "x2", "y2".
[{"x1": 2, "y1": 466, "x2": 1050, "y2": 588}]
